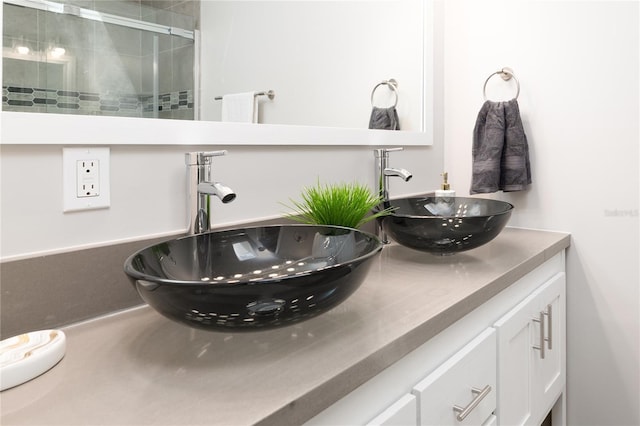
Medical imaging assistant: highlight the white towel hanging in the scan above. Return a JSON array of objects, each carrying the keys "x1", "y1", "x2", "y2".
[{"x1": 221, "y1": 92, "x2": 258, "y2": 123}]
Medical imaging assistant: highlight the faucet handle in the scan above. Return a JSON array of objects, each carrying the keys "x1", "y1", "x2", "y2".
[
  {"x1": 200, "y1": 150, "x2": 227, "y2": 158},
  {"x1": 374, "y1": 147, "x2": 404, "y2": 158},
  {"x1": 185, "y1": 150, "x2": 228, "y2": 166}
]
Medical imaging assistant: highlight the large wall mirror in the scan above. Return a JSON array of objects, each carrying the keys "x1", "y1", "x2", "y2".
[{"x1": 1, "y1": 0, "x2": 434, "y2": 145}]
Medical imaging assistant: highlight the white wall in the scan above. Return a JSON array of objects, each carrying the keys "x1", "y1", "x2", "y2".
[
  {"x1": 442, "y1": 1, "x2": 639, "y2": 425},
  {"x1": 199, "y1": 0, "x2": 425, "y2": 131},
  {"x1": 0, "y1": 143, "x2": 442, "y2": 260}
]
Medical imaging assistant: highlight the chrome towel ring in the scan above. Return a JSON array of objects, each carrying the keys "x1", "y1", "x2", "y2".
[
  {"x1": 483, "y1": 68, "x2": 520, "y2": 101},
  {"x1": 371, "y1": 79, "x2": 398, "y2": 108}
]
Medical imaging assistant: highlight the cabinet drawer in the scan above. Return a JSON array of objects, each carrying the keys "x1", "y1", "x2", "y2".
[
  {"x1": 482, "y1": 415, "x2": 497, "y2": 426},
  {"x1": 366, "y1": 394, "x2": 418, "y2": 426},
  {"x1": 412, "y1": 328, "x2": 496, "y2": 426}
]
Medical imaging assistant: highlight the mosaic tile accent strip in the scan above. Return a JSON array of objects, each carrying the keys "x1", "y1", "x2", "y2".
[{"x1": 2, "y1": 86, "x2": 194, "y2": 118}]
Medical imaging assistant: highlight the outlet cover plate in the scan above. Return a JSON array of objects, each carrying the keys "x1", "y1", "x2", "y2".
[{"x1": 63, "y1": 147, "x2": 110, "y2": 212}]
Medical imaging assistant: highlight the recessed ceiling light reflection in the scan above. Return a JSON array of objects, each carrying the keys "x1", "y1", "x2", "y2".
[{"x1": 50, "y1": 47, "x2": 66, "y2": 57}]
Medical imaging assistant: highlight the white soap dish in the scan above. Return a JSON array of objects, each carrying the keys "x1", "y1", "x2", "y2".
[{"x1": 0, "y1": 330, "x2": 66, "y2": 391}]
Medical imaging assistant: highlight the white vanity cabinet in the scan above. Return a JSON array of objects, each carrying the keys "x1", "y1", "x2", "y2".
[
  {"x1": 493, "y1": 272, "x2": 566, "y2": 426},
  {"x1": 304, "y1": 252, "x2": 566, "y2": 426}
]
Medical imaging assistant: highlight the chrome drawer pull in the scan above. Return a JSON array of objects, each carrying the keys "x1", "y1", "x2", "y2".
[
  {"x1": 544, "y1": 304, "x2": 553, "y2": 350},
  {"x1": 452, "y1": 385, "x2": 492, "y2": 421},
  {"x1": 532, "y1": 311, "x2": 545, "y2": 359}
]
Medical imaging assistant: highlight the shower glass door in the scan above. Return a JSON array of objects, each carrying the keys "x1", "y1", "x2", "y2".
[{"x1": 2, "y1": 0, "x2": 196, "y2": 120}]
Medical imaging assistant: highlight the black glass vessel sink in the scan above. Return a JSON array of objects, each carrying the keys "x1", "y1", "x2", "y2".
[
  {"x1": 377, "y1": 196, "x2": 513, "y2": 255},
  {"x1": 124, "y1": 225, "x2": 382, "y2": 331}
]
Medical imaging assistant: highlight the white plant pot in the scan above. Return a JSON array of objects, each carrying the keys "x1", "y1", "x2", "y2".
[{"x1": 312, "y1": 231, "x2": 356, "y2": 264}]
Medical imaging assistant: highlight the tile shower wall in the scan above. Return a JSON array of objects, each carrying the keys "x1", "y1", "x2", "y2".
[
  {"x1": 2, "y1": 85, "x2": 194, "y2": 118},
  {"x1": 2, "y1": 0, "x2": 198, "y2": 120}
]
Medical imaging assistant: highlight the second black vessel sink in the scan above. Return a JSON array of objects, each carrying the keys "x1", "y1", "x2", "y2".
[{"x1": 377, "y1": 196, "x2": 513, "y2": 255}]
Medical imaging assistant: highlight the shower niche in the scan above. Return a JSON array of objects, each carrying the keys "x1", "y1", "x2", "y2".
[{"x1": 2, "y1": 0, "x2": 197, "y2": 120}]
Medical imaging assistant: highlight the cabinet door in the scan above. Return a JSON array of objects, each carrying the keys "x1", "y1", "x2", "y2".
[
  {"x1": 493, "y1": 292, "x2": 536, "y2": 426},
  {"x1": 366, "y1": 394, "x2": 417, "y2": 426},
  {"x1": 412, "y1": 328, "x2": 496, "y2": 426},
  {"x1": 493, "y1": 272, "x2": 565, "y2": 426},
  {"x1": 531, "y1": 272, "x2": 565, "y2": 420}
]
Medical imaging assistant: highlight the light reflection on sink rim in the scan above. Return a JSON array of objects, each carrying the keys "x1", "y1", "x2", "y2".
[{"x1": 381, "y1": 196, "x2": 514, "y2": 219}]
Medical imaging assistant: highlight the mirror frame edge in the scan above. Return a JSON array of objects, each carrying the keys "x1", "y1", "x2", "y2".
[{"x1": 0, "y1": 111, "x2": 432, "y2": 146}]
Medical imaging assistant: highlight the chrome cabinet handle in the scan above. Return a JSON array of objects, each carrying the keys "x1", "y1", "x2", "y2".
[
  {"x1": 532, "y1": 311, "x2": 546, "y2": 359},
  {"x1": 544, "y1": 304, "x2": 553, "y2": 350},
  {"x1": 452, "y1": 385, "x2": 492, "y2": 422}
]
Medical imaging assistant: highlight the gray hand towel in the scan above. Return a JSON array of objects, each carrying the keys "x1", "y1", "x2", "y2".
[
  {"x1": 471, "y1": 99, "x2": 531, "y2": 194},
  {"x1": 471, "y1": 101, "x2": 505, "y2": 194},
  {"x1": 501, "y1": 99, "x2": 531, "y2": 191},
  {"x1": 369, "y1": 106, "x2": 400, "y2": 130}
]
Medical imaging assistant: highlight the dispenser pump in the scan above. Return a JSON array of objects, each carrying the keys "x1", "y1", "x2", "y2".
[
  {"x1": 435, "y1": 171, "x2": 455, "y2": 199},
  {"x1": 440, "y1": 172, "x2": 450, "y2": 190}
]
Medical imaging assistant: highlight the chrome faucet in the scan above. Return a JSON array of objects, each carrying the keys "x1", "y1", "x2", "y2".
[
  {"x1": 185, "y1": 151, "x2": 236, "y2": 234},
  {"x1": 374, "y1": 147, "x2": 412, "y2": 243},
  {"x1": 374, "y1": 147, "x2": 413, "y2": 202}
]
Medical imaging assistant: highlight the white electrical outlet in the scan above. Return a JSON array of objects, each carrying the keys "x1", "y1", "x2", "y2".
[
  {"x1": 63, "y1": 147, "x2": 110, "y2": 212},
  {"x1": 76, "y1": 159, "x2": 100, "y2": 197}
]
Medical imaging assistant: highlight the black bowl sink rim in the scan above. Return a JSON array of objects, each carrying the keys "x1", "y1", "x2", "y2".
[
  {"x1": 124, "y1": 224, "x2": 383, "y2": 287},
  {"x1": 380, "y1": 196, "x2": 514, "y2": 219}
]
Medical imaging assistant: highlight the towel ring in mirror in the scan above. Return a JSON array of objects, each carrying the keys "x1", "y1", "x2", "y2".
[
  {"x1": 483, "y1": 68, "x2": 520, "y2": 101},
  {"x1": 371, "y1": 79, "x2": 399, "y2": 108}
]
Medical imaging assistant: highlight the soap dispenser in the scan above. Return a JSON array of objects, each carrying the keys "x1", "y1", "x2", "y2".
[
  {"x1": 425, "y1": 172, "x2": 456, "y2": 216},
  {"x1": 435, "y1": 172, "x2": 456, "y2": 200}
]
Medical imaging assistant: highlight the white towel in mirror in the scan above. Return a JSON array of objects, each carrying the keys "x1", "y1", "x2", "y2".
[{"x1": 221, "y1": 92, "x2": 258, "y2": 123}]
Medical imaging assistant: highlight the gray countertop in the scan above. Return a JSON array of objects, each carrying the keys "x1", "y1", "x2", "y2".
[{"x1": 0, "y1": 227, "x2": 570, "y2": 426}]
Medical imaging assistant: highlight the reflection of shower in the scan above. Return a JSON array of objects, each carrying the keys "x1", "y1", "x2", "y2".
[{"x1": 2, "y1": 0, "x2": 198, "y2": 120}]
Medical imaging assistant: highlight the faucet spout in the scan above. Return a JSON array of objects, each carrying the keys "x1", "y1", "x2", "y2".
[
  {"x1": 384, "y1": 167, "x2": 413, "y2": 182},
  {"x1": 197, "y1": 182, "x2": 237, "y2": 203}
]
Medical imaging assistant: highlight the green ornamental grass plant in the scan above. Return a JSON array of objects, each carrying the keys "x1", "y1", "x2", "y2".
[{"x1": 284, "y1": 180, "x2": 395, "y2": 229}]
